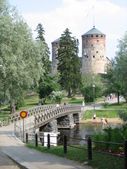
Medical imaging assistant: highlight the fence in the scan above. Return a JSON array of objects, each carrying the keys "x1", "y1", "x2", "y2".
[{"x1": 25, "y1": 132, "x2": 126, "y2": 169}]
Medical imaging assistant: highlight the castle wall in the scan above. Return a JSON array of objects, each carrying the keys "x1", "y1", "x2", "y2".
[
  {"x1": 81, "y1": 34, "x2": 107, "y2": 74},
  {"x1": 51, "y1": 28, "x2": 108, "y2": 76},
  {"x1": 51, "y1": 41, "x2": 59, "y2": 75}
]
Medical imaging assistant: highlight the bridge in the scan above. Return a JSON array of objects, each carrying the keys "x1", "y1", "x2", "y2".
[
  {"x1": 1, "y1": 104, "x2": 83, "y2": 141},
  {"x1": 0, "y1": 104, "x2": 97, "y2": 169}
]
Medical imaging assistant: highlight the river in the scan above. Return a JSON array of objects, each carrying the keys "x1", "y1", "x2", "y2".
[{"x1": 58, "y1": 123, "x2": 120, "y2": 145}]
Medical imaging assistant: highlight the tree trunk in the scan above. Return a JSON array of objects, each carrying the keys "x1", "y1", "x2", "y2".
[
  {"x1": 10, "y1": 101, "x2": 16, "y2": 113},
  {"x1": 68, "y1": 88, "x2": 71, "y2": 98},
  {"x1": 117, "y1": 92, "x2": 120, "y2": 104}
]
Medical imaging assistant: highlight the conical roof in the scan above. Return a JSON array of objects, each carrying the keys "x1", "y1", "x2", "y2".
[
  {"x1": 82, "y1": 26, "x2": 105, "y2": 36},
  {"x1": 52, "y1": 38, "x2": 60, "y2": 43}
]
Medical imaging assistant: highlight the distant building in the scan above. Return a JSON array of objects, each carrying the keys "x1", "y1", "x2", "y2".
[
  {"x1": 51, "y1": 26, "x2": 109, "y2": 76},
  {"x1": 81, "y1": 26, "x2": 108, "y2": 75},
  {"x1": 51, "y1": 38, "x2": 60, "y2": 76}
]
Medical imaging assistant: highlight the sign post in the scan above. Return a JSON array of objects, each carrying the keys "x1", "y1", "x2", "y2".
[{"x1": 20, "y1": 111, "x2": 28, "y2": 142}]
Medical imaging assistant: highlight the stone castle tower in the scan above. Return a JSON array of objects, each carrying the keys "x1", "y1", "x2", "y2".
[
  {"x1": 51, "y1": 26, "x2": 108, "y2": 75},
  {"x1": 81, "y1": 26, "x2": 107, "y2": 74},
  {"x1": 51, "y1": 38, "x2": 60, "y2": 75}
]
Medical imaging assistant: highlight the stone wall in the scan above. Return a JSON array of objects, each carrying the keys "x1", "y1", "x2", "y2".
[
  {"x1": 51, "y1": 40, "x2": 59, "y2": 75},
  {"x1": 81, "y1": 34, "x2": 107, "y2": 74}
]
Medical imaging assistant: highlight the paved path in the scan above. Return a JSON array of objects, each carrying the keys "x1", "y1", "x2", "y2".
[
  {"x1": 0, "y1": 124, "x2": 93, "y2": 169},
  {"x1": 0, "y1": 151, "x2": 23, "y2": 169}
]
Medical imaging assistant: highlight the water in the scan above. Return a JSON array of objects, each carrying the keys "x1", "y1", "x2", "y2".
[{"x1": 58, "y1": 123, "x2": 120, "y2": 145}]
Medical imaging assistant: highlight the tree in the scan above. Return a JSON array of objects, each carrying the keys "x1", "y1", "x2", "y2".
[
  {"x1": 38, "y1": 76, "x2": 60, "y2": 104},
  {"x1": 103, "y1": 62, "x2": 122, "y2": 104},
  {"x1": 35, "y1": 23, "x2": 54, "y2": 104},
  {"x1": 35, "y1": 23, "x2": 50, "y2": 74},
  {"x1": 115, "y1": 32, "x2": 127, "y2": 102},
  {"x1": 104, "y1": 32, "x2": 127, "y2": 103},
  {"x1": 57, "y1": 28, "x2": 81, "y2": 97},
  {"x1": 36, "y1": 23, "x2": 45, "y2": 42},
  {"x1": 0, "y1": 1, "x2": 46, "y2": 112},
  {"x1": 81, "y1": 74, "x2": 105, "y2": 102}
]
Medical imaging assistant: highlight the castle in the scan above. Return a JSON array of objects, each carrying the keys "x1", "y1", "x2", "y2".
[{"x1": 51, "y1": 26, "x2": 109, "y2": 75}]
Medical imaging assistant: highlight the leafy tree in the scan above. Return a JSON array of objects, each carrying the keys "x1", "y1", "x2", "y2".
[
  {"x1": 0, "y1": 1, "x2": 46, "y2": 112},
  {"x1": 57, "y1": 28, "x2": 81, "y2": 97},
  {"x1": 81, "y1": 74, "x2": 105, "y2": 102},
  {"x1": 38, "y1": 76, "x2": 60, "y2": 104},
  {"x1": 115, "y1": 32, "x2": 127, "y2": 102},
  {"x1": 103, "y1": 62, "x2": 122, "y2": 104},
  {"x1": 104, "y1": 32, "x2": 127, "y2": 103}
]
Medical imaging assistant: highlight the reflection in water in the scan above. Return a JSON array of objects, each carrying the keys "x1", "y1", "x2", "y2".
[{"x1": 58, "y1": 123, "x2": 119, "y2": 145}]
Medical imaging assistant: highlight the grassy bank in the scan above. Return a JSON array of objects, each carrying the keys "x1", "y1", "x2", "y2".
[
  {"x1": 83, "y1": 109, "x2": 119, "y2": 120},
  {"x1": 27, "y1": 144, "x2": 124, "y2": 169},
  {"x1": 83, "y1": 103, "x2": 127, "y2": 120},
  {"x1": 0, "y1": 94, "x2": 39, "y2": 121}
]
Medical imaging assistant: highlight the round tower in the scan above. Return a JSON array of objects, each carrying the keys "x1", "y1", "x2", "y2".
[
  {"x1": 81, "y1": 26, "x2": 107, "y2": 74},
  {"x1": 51, "y1": 38, "x2": 60, "y2": 75}
]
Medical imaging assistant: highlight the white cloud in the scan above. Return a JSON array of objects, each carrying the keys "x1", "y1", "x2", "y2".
[{"x1": 22, "y1": 0, "x2": 127, "y2": 59}]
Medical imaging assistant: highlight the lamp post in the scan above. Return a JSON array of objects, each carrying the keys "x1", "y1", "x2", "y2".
[{"x1": 92, "y1": 84, "x2": 95, "y2": 111}]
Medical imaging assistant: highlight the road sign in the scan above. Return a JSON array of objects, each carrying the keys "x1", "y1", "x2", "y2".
[{"x1": 20, "y1": 111, "x2": 28, "y2": 119}]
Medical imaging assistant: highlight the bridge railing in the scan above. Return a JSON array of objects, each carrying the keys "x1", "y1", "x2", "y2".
[
  {"x1": 34, "y1": 105, "x2": 82, "y2": 129},
  {"x1": 0, "y1": 104, "x2": 59, "y2": 127},
  {"x1": 0, "y1": 103, "x2": 86, "y2": 127},
  {"x1": 12, "y1": 104, "x2": 82, "y2": 140}
]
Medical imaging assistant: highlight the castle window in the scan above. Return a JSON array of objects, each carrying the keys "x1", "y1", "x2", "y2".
[
  {"x1": 96, "y1": 51, "x2": 98, "y2": 53},
  {"x1": 93, "y1": 55, "x2": 95, "y2": 58},
  {"x1": 101, "y1": 35, "x2": 103, "y2": 37},
  {"x1": 84, "y1": 55, "x2": 88, "y2": 58},
  {"x1": 100, "y1": 55, "x2": 104, "y2": 58},
  {"x1": 91, "y1": 35, "x2": 93, "y2": 37},
  {"x1": 91, "y1": 44, "x2": 93, "y2": 47},
  {"x1": 96, "y1": 35, "x2": 98, "y2": 37}
]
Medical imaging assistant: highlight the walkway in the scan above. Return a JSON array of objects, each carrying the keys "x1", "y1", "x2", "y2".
[
  {"x1": 0, "y1": 124, "x2": 93, "y2": 169},
  {"x1": 0, "y1": 151, "x2": 23, "y2": 169}
]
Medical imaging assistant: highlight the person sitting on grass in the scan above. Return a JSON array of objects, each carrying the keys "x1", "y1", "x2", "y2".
[{"x1": 93, "y1": 114, "x2": 96, "y2": 120}]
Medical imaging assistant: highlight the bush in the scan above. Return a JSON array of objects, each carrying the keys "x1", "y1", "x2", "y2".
[
  {"x1": 118, "y1": 110, "x2": 127, "y2": 122},
  {"x1": 50, "y1": 91, "x2": 63, "y2": 104},
  {"x1": 92, "y1": 125, "x2": 127, "y2": 153},
  {"x1": 103, "y1": 102, "x2": 109, "y2": 108}
]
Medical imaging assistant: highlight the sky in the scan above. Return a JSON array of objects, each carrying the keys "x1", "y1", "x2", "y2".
[{"x1": 9, "y1": 0, "x2": 127, "y2": 60}]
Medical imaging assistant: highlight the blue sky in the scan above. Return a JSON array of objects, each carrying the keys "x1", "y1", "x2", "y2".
[{"x1": 9, "y1": 0, "x2": 127, "y2": 59}]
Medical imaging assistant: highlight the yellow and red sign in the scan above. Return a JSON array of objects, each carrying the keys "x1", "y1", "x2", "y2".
[{"x1": 20, "y1": 111, "x2": 28, "y2": 119}]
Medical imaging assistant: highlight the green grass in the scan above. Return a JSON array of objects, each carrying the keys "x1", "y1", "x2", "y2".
[
  {"x1": 104, "y1": 103, "x2": 127, "y2": 110},
  {"x1": 83, "y1": 109, "x2": 119, "y2": 120},
  {"x1": 0, "y1": 94, "x2": 39, "y2": 121},
  {"x1": 82, "y1": 102, "x2": 127, "y2": 120},
  {"x1": 91, "y1": 151, "x2": 124, "y2": 169},
  {"x1": 27, "y1": 144, "x2": 124, "y2": 169},
  {"x1": 18, "y1": 94, "x2": 39, "y2": 110},
  {"x1": 27, "y1": 144, "x2": 86, "y2": 162},
  {"x1": 68, "y1": 98, "x2": 83, "y2": 104},
  {"x1": 0, "y1": 111, "x2": 10, "y2": 121}
]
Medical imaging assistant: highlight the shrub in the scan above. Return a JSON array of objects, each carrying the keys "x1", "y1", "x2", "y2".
[
  {"x1": 92, "y1": 125, "x2": 127, "y2": 153},
  {"x1": 50, "y1": 91, "x2": 63, "y2": 104},
  {"x1": 118, "y1": 110, "x2": 127, "y2": 122}
]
